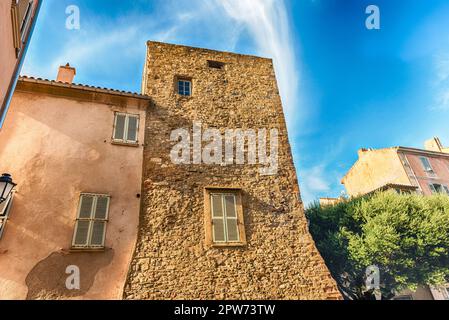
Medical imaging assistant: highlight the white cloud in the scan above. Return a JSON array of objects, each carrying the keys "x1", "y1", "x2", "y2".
[
  {"x1": 430, "y1": 54, "x2": 449, "y2": 111},
  {"x1": 216, "y1": 0, "x2": 300, "y2": 127},
  {"x1": 23, "y1": 0, "x2": 301, "y2": 123}
]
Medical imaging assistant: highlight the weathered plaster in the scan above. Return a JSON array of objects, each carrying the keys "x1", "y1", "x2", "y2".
[
  {"x1": 123, "y1": 42, "x2": 341, "y2": 300},
  {"x1": 0, "y1": 85, "x2": 148, "y2": 300}
]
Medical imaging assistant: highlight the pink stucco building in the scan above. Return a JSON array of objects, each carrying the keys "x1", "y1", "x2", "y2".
[{"x1": 0, "y1": 65, "x2": 150, "y2": 299}]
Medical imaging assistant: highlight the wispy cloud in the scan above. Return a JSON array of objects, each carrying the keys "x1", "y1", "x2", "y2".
[
  {"x1": 24, "y1": 0, "x2": 300, "y2": 122},
  {"x1": 216, "y1": 0, "x2": 300, "y2": 127},
  {"x1": 430, "y1": 54, "x2": 449, "y2": 111}
]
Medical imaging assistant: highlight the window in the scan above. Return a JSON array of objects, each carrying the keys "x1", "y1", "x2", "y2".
[
  {"x1": 204, "y1": 189, "x2": 246, "y2": 247},
  {"x1": 112, "y1": 113, "x2": 139, "y2": 144},
  {"x1": 177, "y1": 79, "x2": 192, "y2": 96},
  {"x1": 429, "y1": 183, "x2": 449, "y2": 195},
  {"x1": 0, "y1": 193, "x2": 14, "y2": 240},
  {"x1": 11, "y1": 0, "x2": 34, "y2": 54},
  {"x1": 420, "y1": 157, "x2": 436, "y2": 177},
  {"x1": 207, "y1": 60, "x2": 225, "y2": 70},
  {"x1": 72, "y1": 194, "x2": 110, "y2": 249}
]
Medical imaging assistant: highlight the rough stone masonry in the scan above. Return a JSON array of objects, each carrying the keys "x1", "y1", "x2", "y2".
[{"x1": 123, "y1": 41, "x2": 341, "y2": 300}]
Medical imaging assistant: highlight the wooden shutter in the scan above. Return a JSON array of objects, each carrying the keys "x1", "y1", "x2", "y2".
[
  {"x1": 114, "y1": 114, "x2": 126, "y2": 140},
  {"x1": 126, "y1": 116, "x2": 138, "y2": 142},
  {"x1": 420, "y1": 157, "x2": 432, "y2": 172},
  {"x1": 73, "y1": 195, "x2": 94, "y2": 246},
  {"x1": 90, "y1": 221, "x2": 106, "y2": 246},
  {"x1": 224, "y1": 195, "x2": 239, "y2": 242},
  {"x1": 73, "y1": 194, "x2": 109, "y2": 248},
  {"x1": 73, "y1": 220, "x2": 90, "y2": 246},
  {"x1": 94, "y1": 196, "x2": 109, "y2": 219},
  {"x1": 211, "y1": 194, "x2": 225, "y2": 242},
  {"x1": 78, "y1": 195, "x2": 94, "y2": 218}
]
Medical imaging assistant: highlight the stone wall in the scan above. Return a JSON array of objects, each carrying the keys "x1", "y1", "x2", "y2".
[{"x1": 123, "y1": 42, "x2": 341, "y2": 300}]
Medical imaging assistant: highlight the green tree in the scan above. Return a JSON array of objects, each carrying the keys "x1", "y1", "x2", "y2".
[{"x1": 306, "y1": 191, "x2": 449, "y2": 299}]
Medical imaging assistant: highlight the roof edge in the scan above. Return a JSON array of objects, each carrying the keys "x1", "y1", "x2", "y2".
[{"x1": 18, "y1": 76, "x2": 151, "y2": 100}]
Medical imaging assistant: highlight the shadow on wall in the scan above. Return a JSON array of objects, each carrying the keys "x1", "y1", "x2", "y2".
[{"x1": 25, "y1": 249, "x2": 114, "y2": 300}]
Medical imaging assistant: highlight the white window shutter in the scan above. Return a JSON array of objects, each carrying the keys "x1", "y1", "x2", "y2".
[
  {"x1": 90, "y1": 221, "x2": 106, "y2": 246},
  {"x1": 114, "y1": 114, "x2": 126, "y2": 140},
  {"x1": 127, "y1": 116, "x2": 138, "y2": 142},
  {"x1": 78, "y1": 195, "x2": 94, "y2": 218},
  {"x1": 211, "y1": 195, "x2": 225, "y2": 242},
  {"x1": 73, "y1": 220, "x2": 90, "y2": 246},
  {"x1": 94, "y1": 197, "x2": 109, "y2": 220},
  {"x1": 224, "y1": 195, "x2": 239, "y2": 242},
  {"x1": 429, "y1": 184, "x2": 437, "y2": 194}
]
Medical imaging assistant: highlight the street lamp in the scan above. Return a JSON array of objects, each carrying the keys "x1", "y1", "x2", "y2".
[{"x1": 0, "y1": 174, "x2": 16, "y2": 204}]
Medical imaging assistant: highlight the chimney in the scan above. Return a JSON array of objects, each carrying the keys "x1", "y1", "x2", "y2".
[
  {"x1": 425, "y1": 137, "x2": 449, "y2": 154},
  {"x1": 358, "y1": 148, "x2": 369, "y2": 158},
  {"x1": 56, "y1": 63, "x2": 76, "y2": 84}
]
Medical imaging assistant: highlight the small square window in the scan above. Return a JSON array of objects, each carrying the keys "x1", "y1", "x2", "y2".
[
  {"x1": 112, "y1": 113, "x2": 139, "y2": 145},
  {"x1": 204, "y1": 188, "x2": 246, "y2": 247},
  {"x1": 72, "y1": 194, "x2": 110, "y2": 249},
  {"x1": 177, "y1": 79, "x2": 192, "y2": 96}
]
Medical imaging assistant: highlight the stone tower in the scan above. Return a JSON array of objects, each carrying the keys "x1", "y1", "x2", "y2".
[{"x1": 123, "y1": 41, "x2": 341, "y2": 299}]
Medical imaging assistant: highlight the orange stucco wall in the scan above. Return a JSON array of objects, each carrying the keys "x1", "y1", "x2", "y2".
[
  {"x1": 0, "y1": 1, "x2": 17, "y2": 111},
  {"x1": 342, "y1": 148, "x2": 411, "y2": 197},
  {"x1": 0, "y1": 89, "x2": 146, "y2": 299}
]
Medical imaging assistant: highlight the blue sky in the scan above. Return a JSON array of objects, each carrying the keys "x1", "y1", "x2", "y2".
[{"x1": 23, "y1": 0, "x2": 449, "y2": 205}]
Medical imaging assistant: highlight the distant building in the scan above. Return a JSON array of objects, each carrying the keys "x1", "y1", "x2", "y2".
[
  {"x1": 319, "y1": 197, "x2": 343, "y2": 207},
  {"x1": 342, "y1": 137, "x2": 449, "y2": 198},
  {"x1": 341, "y1": 137, "x2": 449, "y2": 300},
  {"x1": 0, "y1": 0, "x2": 42, "y2": 128}
]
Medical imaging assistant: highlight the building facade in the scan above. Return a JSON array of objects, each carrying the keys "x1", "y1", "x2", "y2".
[
  {"x1": 123, "y1": 42, "x2": 341, "y2": 300},
  {"x1": 0, "y1": 0, "x2": 41, "y2": 127},
  {"x1": 342, "y1": 137, "x2": 449, "y2": 198},
  {"x1": 0, "y1": 66, "x2": 150, "y2": 299}
]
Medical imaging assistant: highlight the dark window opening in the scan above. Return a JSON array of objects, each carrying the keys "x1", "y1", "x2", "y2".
[
  {"x1": 177, "y1": 79, "x2": 192, "y2": 96},
  {"x1": 208, "y1": 60, "x2": 225, "y2": 70}
]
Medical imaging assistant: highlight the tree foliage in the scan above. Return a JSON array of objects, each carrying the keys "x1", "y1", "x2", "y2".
[{"x1": 306, "y1": 191, "x2": 449, "y2": 299}]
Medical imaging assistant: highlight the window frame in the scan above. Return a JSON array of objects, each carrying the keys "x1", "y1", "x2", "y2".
[
  {"x1": 204, "y1": 188, "x2": 246, "y2": 247},
  {"x1": 177, "y1": 78, "x2": 192, "y2": 97},
  {"x1": 207, "y1": 60, "x2": 226, "y2": 70},
  {"x1": 112, "y1": 112, "x2": 140, "y2": 145},
  {"x1": 420, "y1": 156, "x2": 436, "y2": 177},
  {"x1": 11, "y1": 0, "x2": 35, "y2": 56},
  {"x1": 71, "y1": 193, "x2": 110, "y2": 250},
  {"x1": 0, "y1": 193, "x2": 14, "y2": 240},
  {"x1": 429, "y1": 183, "x2": 449, "y2": 195}
]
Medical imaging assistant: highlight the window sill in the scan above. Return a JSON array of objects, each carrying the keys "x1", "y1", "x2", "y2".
[
  {"x1": 176, "y1": 94, "x2": 193, "y2": 99},
  {"x1": 211, "y1": 242, "x2": 247, "y2": 248},
  {"x1": 111, "y1": 140, "x2": 140, "y2": 148},
  {"x1": 69, "y1": 247, "x2": 106, "y2": 253}
]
